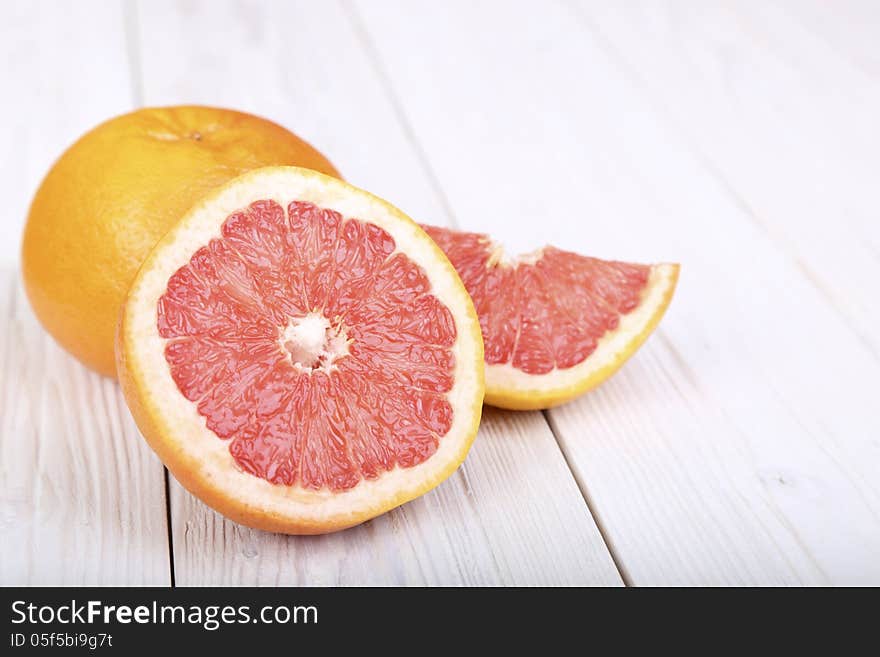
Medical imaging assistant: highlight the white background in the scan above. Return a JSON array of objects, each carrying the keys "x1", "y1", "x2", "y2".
[{"x1": 2, "y1": 0, "x2": 879, "y2": 585}]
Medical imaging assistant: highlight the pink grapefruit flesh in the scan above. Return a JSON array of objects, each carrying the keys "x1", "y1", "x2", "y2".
[
  {"x1": 159, "y1": 201, "x2": 457, "y2": 491},
  {"x1": 421, "y1": 224, "x2": 679, "y2": 410}
]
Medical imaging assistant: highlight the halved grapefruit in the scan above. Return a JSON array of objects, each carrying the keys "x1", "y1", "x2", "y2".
[
  {"x1": 117, "y1": 168, "x2": 484, "y2": 534},
  {"x1": 421, "y1": 225, "x2": 679, "y2": 410}
]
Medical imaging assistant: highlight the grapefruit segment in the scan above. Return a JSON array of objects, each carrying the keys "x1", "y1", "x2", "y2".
[
  {"x1": 421, "y1": 225, "x2": 678, "y2": 410},
  {"x1": 118, "y1": 168, "x2": 484, "y2": 534}
]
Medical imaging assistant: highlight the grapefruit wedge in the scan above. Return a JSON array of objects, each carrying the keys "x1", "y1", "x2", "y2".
[
  {"x1": 117, "y1": 168, "x2": 484, "y2": 534},
  {"x1": 421, "y1": 225, "x2": 679, "y2": 410}
]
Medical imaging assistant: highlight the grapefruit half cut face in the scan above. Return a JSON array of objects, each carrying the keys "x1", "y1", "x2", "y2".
[
  {"x1": 421, "y1": 225, "x2": 679, "y2": 410},
  {"x1": 117, "y1": 168, "x2": 484, "y2": 534}
]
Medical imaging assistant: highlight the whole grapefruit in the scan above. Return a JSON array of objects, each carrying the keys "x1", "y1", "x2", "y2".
[{"x1": 21, "y1": 106, "x2": 339, "y2": 377}]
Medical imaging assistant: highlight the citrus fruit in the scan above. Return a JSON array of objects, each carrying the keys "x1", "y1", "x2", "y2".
[
  {"x1": 421, "y1": 225, "x2": 679, "y2": 410},
  {"x1": 22, "y1": 105, "x2": 340, "y2": 378},
  {"x1": 117, "y1": 167, "x2": 484, "y2": 534}
]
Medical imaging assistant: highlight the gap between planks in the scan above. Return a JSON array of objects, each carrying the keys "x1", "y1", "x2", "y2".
[{"x1": 543, "y1": 409, "x2": 634, "y2": 586}]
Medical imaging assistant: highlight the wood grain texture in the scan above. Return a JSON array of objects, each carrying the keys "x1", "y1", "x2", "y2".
[
  {"x1": 352, "y1": 0, "x2": 880, "y2": 584},
  {"x1": 568, "y1": 0, "x2": 880, "y2": 584},
  {"x1": 0, "y1": 1, "x2": 170, "y2": 585},
  {"x1": 132, "y1": 0, "x2": 622, "y2": 586},
  {"x1": 1, "y1": 273, "x2": 171, "y2": 584},
  {"x1": 4, "y1": 0, "x2": 879, "y2": 586}
]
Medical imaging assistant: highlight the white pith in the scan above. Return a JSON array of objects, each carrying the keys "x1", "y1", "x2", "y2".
[
  {"x1": 280, "y1": 312, "x2": 350, "y2": 373},
  {"x1": 487, "y1": 239, "x2": 546, "y2": 268},
  {"x1": 486, "y1": 263, "x2": 678, "y2": 397},
  {"x1": 124, "y1": 168, "x2": 483, "y2": 526}
]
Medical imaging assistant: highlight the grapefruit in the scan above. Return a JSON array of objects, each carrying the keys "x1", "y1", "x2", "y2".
[
  {"x1": 421, "y1": 225, "x2": 679, "y2": 410},
  {"x1": 22, "y1": 106, "x2": 339, "y2": 377},
  {"x1": 117, "y1": 167, "x2": 484, "y2": 534}
]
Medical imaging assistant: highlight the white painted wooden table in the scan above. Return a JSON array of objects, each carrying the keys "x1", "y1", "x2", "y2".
[{"x1": 3, "y1": 0, "x2": 879, "y2": 586}]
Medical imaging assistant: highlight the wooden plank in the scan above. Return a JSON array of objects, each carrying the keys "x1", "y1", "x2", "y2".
[
  {"x1": 1, "y1": 273, "x2": 171, "y2": 584},
  {"x1": 352, "y1": 0, "x2": 880, "y2": 584},
  {"x1": 134, "y1": 0, "x2": 622, "y2": 585},
  {"x1": 570, "y1": 0, "x2": 880, "y2": 584},
  {"x1": 0, "y1": 1, "x2": 170, "y2": 585}
]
